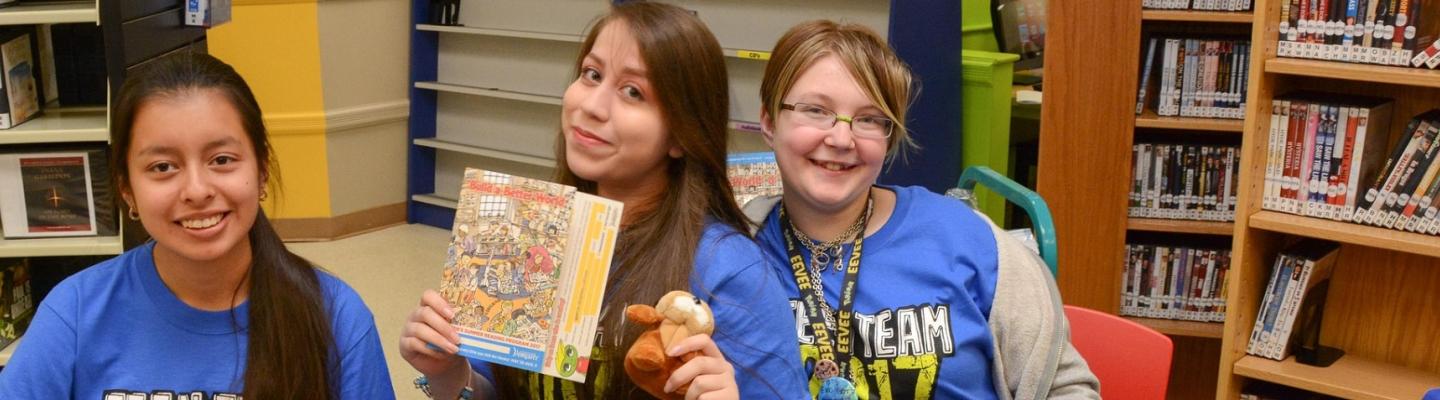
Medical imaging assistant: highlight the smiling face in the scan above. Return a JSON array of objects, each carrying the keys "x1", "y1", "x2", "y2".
[
  {"x1": 123, "y1": 89, "x2": 261, "y2": 267},
  {"x1": 560, "y1": 19, "x2": 679, "y2": 193},
  {"x1": 763, "y1": 55, "x2": 889, "y2": 215}
]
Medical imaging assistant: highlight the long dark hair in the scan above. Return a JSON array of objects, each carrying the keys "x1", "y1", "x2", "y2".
[
  {"x1": 110, "y1": 52, "x2": 336, "y2": 399},
  {"x1": 493, "y1": 2, "x2": 749, "y2": 398}
]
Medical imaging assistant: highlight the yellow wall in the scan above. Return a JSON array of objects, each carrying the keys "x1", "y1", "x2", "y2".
[{"x1": 208, "y1": 2, "x2": 332, "y2": 219}]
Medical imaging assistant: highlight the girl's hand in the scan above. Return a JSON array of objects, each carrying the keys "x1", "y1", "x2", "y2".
[
  {"x1": 664, "y1": 334, "x2": 739, "y2": 400},
  {"x1": 399, "y1": 290, "x2": 469, "y2": 378}
]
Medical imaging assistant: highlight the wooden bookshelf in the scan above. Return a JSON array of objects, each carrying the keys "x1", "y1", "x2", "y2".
[
  {"x1": 1234, "y1": 355, "x2": 1440, "y2": 400},
  {"x1": 1265, "y1": 58, "x2": 1440, "y2": 89},
  {"x1": 1140, "y1": 9, "x2": 1255, "y2": 23},
  {"x1": 1134, "y1": 110, "x2": 1246, "y2": 132},
  {"x1": 1041, "y1": 1, "x2": 1239, "y2": 398},
  {"x1": 1248, "y1": 211, "x2": 1440, "y2": 259},
  {"x1": 1126, "y1": 317, "x2": 1225, "y2": 338},
  {"x1": 1127, "y1": 217, "x2": 1235, "y2": 235},
  {"x1": 1213, "y1": 0, "x2": 1440, "y2": 397}
]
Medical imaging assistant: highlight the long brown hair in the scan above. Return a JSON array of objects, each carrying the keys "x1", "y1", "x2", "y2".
[
  {"x1": 760, "y1": 20, "x2": 918, "y2": 160},
  {"x1": 110, "y1": 52, "x2": 337, "y2": 399},
  {"x1": 494, "y1": 1, "x2": 748, "y2": 398}
]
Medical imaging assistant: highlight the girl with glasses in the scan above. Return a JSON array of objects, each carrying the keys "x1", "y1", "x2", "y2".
[
  {"x1": 398, "y1": 2, "x2": 806, "y2": 399},
  {"x1": 744, "y1": 20, "x2": 1100, "y2": 400}
]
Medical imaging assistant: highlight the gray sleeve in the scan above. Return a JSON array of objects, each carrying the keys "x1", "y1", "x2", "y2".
[{"x1": 985, "y1": 220, "x2": 1100, "y2": 400}]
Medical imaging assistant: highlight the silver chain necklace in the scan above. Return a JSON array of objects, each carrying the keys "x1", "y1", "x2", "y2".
[{"x1": 785, "y1": 195, "x2": 873, "y2": 330}]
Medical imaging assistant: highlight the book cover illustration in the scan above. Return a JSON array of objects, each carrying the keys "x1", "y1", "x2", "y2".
[
  {"x1": 441, "y1": 168, "x2": 622, "y2": 382},
  {"x1": 0, "y1": 31, "x2": 38, "y2": 128},
  {"x1": 0, "y1": 152, "x2": 98, "y2": 238},
  {"x1": 0, "y1": 258, "x2": 32, "y2": 352},
  {"x1": 727, "y1": 151, "x2": 783, "y2": 208}
]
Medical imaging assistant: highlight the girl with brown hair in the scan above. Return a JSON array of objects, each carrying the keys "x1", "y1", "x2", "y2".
[
  {"x1": 0, "y1": 52, "x2": 394, "y2": 399},
  {"x1": 398, "y1": 2, "x2": 805, "y2": 399},
  {"x1": 742, "y1": 20, "x2": 1100, "y2": 399}
]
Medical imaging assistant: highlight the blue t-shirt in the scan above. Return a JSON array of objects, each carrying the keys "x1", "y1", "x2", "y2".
[
  {"x1": 475, "y1": 220, "x2": 809, "y2": 399},
  {"x1": 0, "y1": 241, "x2": 395, "y2": 399},
  {"x1": 755, "y1": 186, "x2": 1001, "y2": 400}
]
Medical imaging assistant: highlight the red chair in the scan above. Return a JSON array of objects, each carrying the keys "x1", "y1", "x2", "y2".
[{"x1": 1064, "y1": 305, "x2": 1173, "y2": 400}]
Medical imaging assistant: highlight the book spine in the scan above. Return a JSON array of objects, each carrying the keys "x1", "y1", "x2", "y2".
[
  {"x1": 1357, "y1": 117, "x2": 1415, "y2": 220},
  {"x1": 1369, "y1": 120, "x2": 1430, "y2": 224},
  {"x1": 1285, "y1": 101, "x2": 1305, "y2": 212},
  {"x1": 1138, "y1": 38, "x2": 1160, "y2": 115}
]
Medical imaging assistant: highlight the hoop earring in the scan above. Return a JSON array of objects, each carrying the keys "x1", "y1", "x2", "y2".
[
  {"x1": 127, "y1": 207, "x2": 140, "y2": 221},
  {"x1": 259, "y1": 188, "x2": 268, "y2": 202}
]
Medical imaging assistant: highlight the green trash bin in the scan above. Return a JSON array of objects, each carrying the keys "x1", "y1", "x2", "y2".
[{"x1": 961, "y1": 49, "x2": 1019, "y2": 226}]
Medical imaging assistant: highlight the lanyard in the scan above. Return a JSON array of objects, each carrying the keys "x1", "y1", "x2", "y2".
[{"x1": 779, "y1": 205, "x2": 866, "y2": 380}]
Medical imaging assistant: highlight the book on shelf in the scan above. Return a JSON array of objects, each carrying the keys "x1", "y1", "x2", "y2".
[
  {"x1": 1246, "y1": 239, "x2": 1338, "y2": 361},
  {"x1": 0, "y1": 258, "x2": 30, "y2": 353},
  {"x1": 1350, "y1": 110, "x2": 1440, "y2": 234},
  {"x1": 0, "y1": 27, "x2": 39, "y2": 130},
  {"x1": 1144, "y1": 0, "x2": 1255, "y2": 11},
  {"x1": 1121, "y1": 242, "x2": 1232, "y2": 322},
  {"x1": 1275, "y1": 0, "x2": 1440, "y2": 68},
  {"x1": 0, "y1": 147, "x2": 117, "y2": 239},
  {"x1": 1261, "y1": 92, "x2": 1396, "y2": 223},
  {"x1": 1137, "y1": 36, "x2": 1250, "y2": 120},
  {"x1": 439, "y1": 168, "x2": 622, "y2": 383},
  {"x1": 1130, "y1": 143, "x2": 1241, "y2": 221},
  {"x1": 726, "y1": 151, "x2": 782, "y2": 209}
]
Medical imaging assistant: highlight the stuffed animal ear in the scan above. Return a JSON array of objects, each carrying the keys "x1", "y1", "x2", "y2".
[{"x1": 625, "y1": 304, "x2": 664, "y2": 325}]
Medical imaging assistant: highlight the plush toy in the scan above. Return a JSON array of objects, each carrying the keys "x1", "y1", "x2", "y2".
[{"x1": 624, "y1": 290, "x2": 715, "y2": 399}]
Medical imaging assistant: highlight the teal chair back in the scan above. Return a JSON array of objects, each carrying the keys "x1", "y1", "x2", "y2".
[{"x1": 956, "y1": 166, "x2": 1058, "y2": 277}]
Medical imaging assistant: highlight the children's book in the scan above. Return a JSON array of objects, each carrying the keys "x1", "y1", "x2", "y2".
[
  {"x1": 727, "y1": 151, "x2": 783, "y2": 208},
  {"x1": 440, "y1": 168, "x2": 622, "y2": 383}
]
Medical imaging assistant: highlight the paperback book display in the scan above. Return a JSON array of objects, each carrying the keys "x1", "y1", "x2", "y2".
[
  {"x1": 726, "y1": 152, "x2": 782, "y2": 208},
  {"x1": 1121, "y1": 243, "x2": 1232, "y2": 322},
  {"x1": 1246, "y1": 239, "x2": 1339, "y2": 361},
  {"x1": 439, "y1": 168, "x2": 622, "y2": 383},
  {"x1": 0, "y1": 152, "x2": 94, "y2": 238},
  {"x1": 1136, "y1": 36, "x2": 1251, "y2": 119},
  {"x1": 1130, "y1": 143, "x2": 1242, "y2": 221},
  {"x1": 0, "y1": 147, "x2": 117, "y2": 239},
  {"x1": 1144, "y1": 0, "x2": 1254, "y2": 11},
  {"x1": 1274, "y1": 0, "x2": 1440, "y2": 68}
]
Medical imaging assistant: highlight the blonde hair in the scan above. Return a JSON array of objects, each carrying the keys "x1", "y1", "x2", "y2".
[{"x1": 760, "y1": 20, "x2": 919, "y2": 160}]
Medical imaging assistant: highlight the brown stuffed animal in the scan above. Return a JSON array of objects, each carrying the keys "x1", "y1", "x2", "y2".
[{"x1": 624, "y1": 290, "x2": 716, "y2": 399}]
